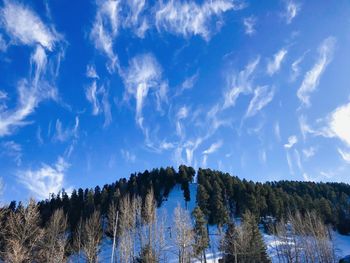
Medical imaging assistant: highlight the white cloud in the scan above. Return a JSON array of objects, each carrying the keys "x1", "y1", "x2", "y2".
[
  {"x1": 173, "y1": 137, "x2": 203, "y2": 166},
  {"x1": 245, "y1": 85, "x2": 274, "y2": 118},
  {"x1": 53, "y1": 117, "x2": 79, "y2": 142},
  {"x1": 223, "y1": 56, "x2": 260, "y2": 109},
  {"x1": 176, "y1": 106, "x2": 188, "y2": 137},
  {"x1": 302, "y1": 147, "x2": 316, "y2": 159},
  {"x1": 297, "y1": 37, "x2": 336, "y2": 106},
  {"x1": 85, "y1": 81, "x2": 112, "y2": 127},
  {"x1": 284, "y1": 135, "x2": 298, "y2": 148},
  {"x1": 0, "y1": 90, "x2": 6, "y2": 100},
  {"x1": 243, "y1": 16, "x2": 256, "y2": 36},
  {"x1": 0, "y1": 34, "x2": 7, "y2": 52},
  {"x1": 284, "y1": 0, "x2": 300, "y2": 24},
  {"x1": 267, "y1": 48, "x2": 287, "y2": 76},
  {"x1": 274, "y1": 121, "x2": 281, "y2": 141},
  {"x1": 290, "y1": 52, "x2": 308, "y2": 82},
  {"x1": 121, "y1": 149, "x2": 136, "y2": 163},
  {"x1": 0, "y1": 45, "x2": 59, "y2": 136},
  {"x1": 86, "y1": 81, "x2": 100, "y2": 115},
  {"x1": 155, "y1": 0, "x2": 244, "y2": 40},
  {"x1": 175, "y1": 73, "x2": 199, "y2": 96},
  {"x1": 1, "y1": 1, "x2": 58, "y2": 50},
  {"x1": 1, "y1": 141, "x2": 22, "y2": 166},
  {"x1": 338, "y1": 148, "x2": 350, "y2": 164},
  {"x1": 90, "y1": 0, "x2": 120, "y2": 72},
  {"x1": 86, "y1": 64, "x2": 99, "y2": 79},
  {"x1": 286, "y1": 151, "x2": 294, "y2": 175},
  {"x1": 203, "y1": 140, "x2": 223, "y2": 155},
  {"x1": 329, "y1": 101, "x2": 350, "y2": 147},
  {"x1": 122, "y1": 53, "x2": 166, "y2": 129},
  {"x1": 17, "y1": 157, "x2": 69, "y2": 200},
  {"x1": 123, "y1": 0, "x2": 149, "y2": 38}
]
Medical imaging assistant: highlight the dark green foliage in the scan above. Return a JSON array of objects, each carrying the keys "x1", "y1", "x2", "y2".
[
  {"x1": 241, "y1": 210, "x2": 270, "y2": 263},
  {"x1": 32, "y1": 166, "x2": 194, "y2": 237},
  {"x1": 197, "y1": 168, "x2": 350, "y2": 234},
  {"x1": 220, "y1": 222, "x2": 238, "y2": 263},
  {"x1": 192, "y1": 206, "x2": 209, "y2": 262}
]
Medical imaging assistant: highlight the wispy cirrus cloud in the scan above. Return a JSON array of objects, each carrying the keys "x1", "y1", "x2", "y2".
[
  {"x1": 0, "y1": 34, "x2": 7, "y2": 52},
  {"x1": 0, "y1": 46, "x2": 59, "y2": 136},
  {"x1": 243, "y1": 16, "x2": 256, "y2": 36},
  {"x1": 1, "y1": 141, "x2": 22, "y2": 166},
  {"x1": 302, "y1": 147, "x2": 316, "y2": 159},
  {"x1": 121, "y1": 149, "x2": 136, "y2": 163},
  {"x1": 290, "y1": 53, "x2": 306, "y2": 82},
  {"x1": 122, "y1": 53, "x2": 167, "y2": 129},
  {"x1": 0, "y1": 2, "x2": 63, "y2": 137},
  {"x1": 86, "y1": 65, "x2": 112, "y2": 127},
  {"x1": 175, "y1": 72, "x2": 199, "y2": 96},
  {"x1": 297, "y1": 37, "x2": 336, "y2": 106},
  {"x1": 123, "y1": 0, "x2": 149, "y2": 38},
  {"x1": 53, "y1": 117, "x2": 79, "y2": 143},
  {"x1": 267, "y1": 48, "x2": 287, "y2": 76},
  {"x1": 284, "y1": 0, "x2": 300, "y2": 24},
  {"x1": 284, "y1": 135, "x2": 298, "y2": 148},
  {"x1": 338, "y1": 148, "x2": 350, "y2": 164},
  {"x1": 245, "y1": 85, "x2": 275, "y2": 118},
  {"x1": 0, "y1": 1, "x2": 59, "y2": 50},
  {"x1": 223, "y1": 56, "x2": 260, "y2": 109},
  {"x1": 90, "y1": 0, "x2": 120, "y2": 72},
  {"x1": 328, "y1": 101, "x2": 350, "y2": 147},
  {"x1": 203, "y1": 140, "x2": 223, "y2": 155},
  {"x1": 155, "y1": 0, "x2": 244, "y2": 40},
  {"x1": 17, "y1": 156, "x2": 70, "y2": 199}
]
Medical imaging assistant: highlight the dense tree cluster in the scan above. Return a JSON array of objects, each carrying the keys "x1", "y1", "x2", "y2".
[
  {"x1": 196, "y1": 168, "x2": 350, "y2": 234},
  {"x1": 4, "y1": 166, "x2": 194, "y2": 236}
]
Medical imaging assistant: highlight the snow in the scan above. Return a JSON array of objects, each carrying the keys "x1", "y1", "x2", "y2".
[{"x1": 68, "y1": 183, "x2": 350, "y2": 262}]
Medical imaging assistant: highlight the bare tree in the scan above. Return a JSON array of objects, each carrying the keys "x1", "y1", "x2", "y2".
[
  {"x1": 271, "y1": 211, "x2": 338, "y2": 263},
  {"x1": 39, "y1": 208, "x2": 68, "y2": 263},
  {"x1": 73, "y1": 217, "x2": 83, "y2": 262},
  {"x1": 4, "y1": 199, "x2": 43, "y2": 263},
  {"x1": 82, "y1": 210, "x2": 103, "y2": 263},
  {"x1": 107, "y1": 201, "x2": 119, "y2": 263},
  {"x1": 140, "y1": 189, "x2": 157, "y2": 262},
  {"x1": 118, "y1": 195, "x2": 135, "y2": 263},
  {"x1": 173, "y1": 204, "x2": 194, "y2": 263}
]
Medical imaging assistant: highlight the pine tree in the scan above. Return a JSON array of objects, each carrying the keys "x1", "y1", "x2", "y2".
[
  {"x1": 220, "y1": 222, "x2": 238, "y2": 263},
  {"x1": 192, "y1": 207, "x2": 209, "y2": 262},
  {"x1": 196, "y1": 184, "x2": 210, "y2": 217},
  {"x1": 241, "y1": 210, "x2": 270, "y2": 263},
  {"x1": 210, "y1": 181, "x2": 229, "y2": 227}
]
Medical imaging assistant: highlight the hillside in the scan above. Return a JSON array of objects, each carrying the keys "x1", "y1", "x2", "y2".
[{"x1": 1, "y1": 166, "x2": 350, "y2": 262}]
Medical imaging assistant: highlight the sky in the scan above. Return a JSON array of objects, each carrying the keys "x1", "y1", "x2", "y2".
[{"x1": 1, "y1": 0, "x2": 350, "y2": 202}]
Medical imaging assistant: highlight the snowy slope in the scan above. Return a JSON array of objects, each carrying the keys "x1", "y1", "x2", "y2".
[{"x1": 69, "y1": 183, "x2": 350, "y2": 262}]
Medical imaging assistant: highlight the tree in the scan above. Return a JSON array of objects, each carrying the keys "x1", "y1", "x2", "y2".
[
  {"x1": 270, "y1": 211, "x2": 338, "y2": 263},
  {"x1": 174, "y1": 204, "x2": 194, "y2": 263},
  {"x1": 81, "y1": 210, "x2": 102, "y2": 263},
  {"x1": 210, "y1": 181, "x2": 229, "y2": 228},
  {"x1": 107, "y1": 201, "x2": 119, "y2": 263},
  {"x1": 241, "y1": 210, "x2": 270, "y2": 263},
  {"x1": 220, "y1": 222, "x2": 239, "y2": 263},
  {"x1": 192, "y1": 206, "x2": 209, "y2": 263},
  {"x1": 39, "y1": 209, "x2": 68, "y2": 263},
  {"x1": 4, "y1": 199, "x2": 43, "y2": 263},
  {"x1": 196, "y1": 184, "x2": 210, "y2": 217}
]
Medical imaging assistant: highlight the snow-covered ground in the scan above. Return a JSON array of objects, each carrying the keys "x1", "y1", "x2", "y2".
[{"x1": 69, "y1": 183, "x2": 350, "y2": 262}]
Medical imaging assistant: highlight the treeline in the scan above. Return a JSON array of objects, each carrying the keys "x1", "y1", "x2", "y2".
[
  {"x1": 196, "y1": 168, "x2": 350, "y2": 234},
  {"x1": 5, "y1": 165, "x2": 195, "y2": 235}
]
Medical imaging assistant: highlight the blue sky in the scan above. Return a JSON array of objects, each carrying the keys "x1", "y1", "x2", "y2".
[{"x1": 1, "y1": 0, "x2": 350, "y2": 202}]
